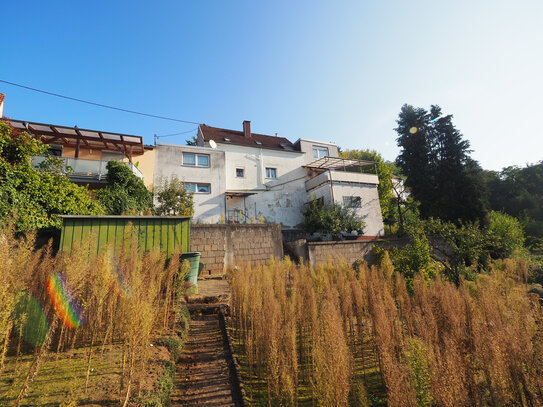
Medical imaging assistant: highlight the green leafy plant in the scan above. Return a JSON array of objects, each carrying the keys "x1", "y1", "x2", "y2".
[
  {"x1": 154, "y1": 177, "x2": 194, "y2": 217},
  {"x1": 96, "y1": 161, "x2": 153, "y2": 215},
  {"x1": 303, "y1": 199, "x2": 365, "y2": 236},
  {"x1": 0, "y1": 121, "x2": 103, "y2": 232},
  {"x1": 487, "y1": 211, "x2": 525, "y2": 258}
]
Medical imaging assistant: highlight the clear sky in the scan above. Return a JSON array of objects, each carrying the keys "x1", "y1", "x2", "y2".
[{"x1": 2, "y1": 0, "x2": 542, "y2": 171}]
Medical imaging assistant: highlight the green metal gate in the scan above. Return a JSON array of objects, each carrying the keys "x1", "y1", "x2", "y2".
[{"x1": 59, "y1": 215, "x2": 191, "y2": 257}]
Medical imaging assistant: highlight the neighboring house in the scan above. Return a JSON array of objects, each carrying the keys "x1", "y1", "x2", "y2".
[
  {"x1": 4, "y1": 118, "x2": 154, "y2": 188},
  {"x1": 153, "y1": 143, "x2": 226, "y2": 222},
  {"x1": 391, "y1": 176, "x2": 410, "y2": 203}
]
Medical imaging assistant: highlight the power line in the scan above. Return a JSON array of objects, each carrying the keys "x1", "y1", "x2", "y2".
[
  {"x1": 157, "y1": 128, "x2": 198, "y2": 138},
  {"x1": 0, "y1": 79, "x2": 201, "y2": 125}
]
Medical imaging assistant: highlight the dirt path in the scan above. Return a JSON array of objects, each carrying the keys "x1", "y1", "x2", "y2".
[{"x1": 171, "y1": 313, "x2": 239, "y2": 406}]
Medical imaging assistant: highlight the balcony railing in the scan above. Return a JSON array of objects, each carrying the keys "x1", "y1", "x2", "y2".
[{"x1": 32, "y1": 156, "x2": 143, "y2": 181}]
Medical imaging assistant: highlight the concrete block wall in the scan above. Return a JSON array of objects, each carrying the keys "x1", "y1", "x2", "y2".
[
  {"x1": 307, "y1": 238, "x2": 406, "y2": 268},
  {"x1": 191, "y1": 224, "x2": 283, "y2": 275}
]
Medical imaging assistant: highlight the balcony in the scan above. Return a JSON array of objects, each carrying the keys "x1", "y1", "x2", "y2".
[
  {"x1": 305, "y1": 170, "x2": 379, "y2": 191},
  {"x1": 32, "y1": 156, "x2": 143, "y2": 183}
]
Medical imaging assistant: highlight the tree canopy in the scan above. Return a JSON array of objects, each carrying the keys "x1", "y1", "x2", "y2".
[
  {"x1": 0, "y1": 121, "x2": 103, "y2": 232},
  {"x1": 395, "y1": 104, "x2": 486, "y2": 223}
]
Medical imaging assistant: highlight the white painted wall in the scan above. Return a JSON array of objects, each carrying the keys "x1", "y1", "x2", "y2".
[
  {"x1": 153, "y1": 143, "x2": 226, "y2": 223},
  {"x1": 296, "y1": 138, "x2": 340, "y2": 163},
  {"x1": 305, "y1": 170, "x2": 384, "y2": 236},
  {"x1": 209, "y1": 143, "x2": 305, "y2": 190}
]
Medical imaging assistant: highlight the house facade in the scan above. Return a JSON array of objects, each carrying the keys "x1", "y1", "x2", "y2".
[
  {"x1": 2, "y1": 95, "x2": 384, "y2": 236},
  {"x1": 178, "y1": 120, "x2": 386, "y2": 237}
]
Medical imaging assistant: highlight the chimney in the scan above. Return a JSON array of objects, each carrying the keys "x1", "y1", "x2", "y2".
[
  {"x1": 0, "y1": 93, "x2": 4, "y2": 118},
  {"x1": 243, "y1": 120, "x2": 251, "y2": 138}
]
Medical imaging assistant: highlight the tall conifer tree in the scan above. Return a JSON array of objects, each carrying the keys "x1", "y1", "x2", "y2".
[{"x1": 395, "y1": 104, "x2": 486, "y2": 223}]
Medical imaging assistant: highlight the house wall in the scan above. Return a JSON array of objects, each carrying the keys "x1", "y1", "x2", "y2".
[
  {"x1": 296, "y1": 139, "x2": 339, "y2": 163},
  {"x1": 306, "y1": 171, "x2": 384, "y2": 236},
  {"x1": 210, "y1": 143, "x2": 310, "y2": 228},
  {"x1": 62, "y1": 146, "x2": 103, "y2": 160},
  {"x1": 190, "y1": 224, "x2": 283, "y2": 274},
  {"x1": 243, "y1": 167, "x2": 309, "y2": 228},
  {"x1": 214, "y1": 143, "x2": 305, "y2": 190},
  {"x1": 128, "y1": 148, "x2": 155, "y2": 188},
  {"x1": 332, "y1": 182, "x2": 384, "y2": 236},
  {"x1": 153, "y1": 143, "x2": 226, "y2": 223}
]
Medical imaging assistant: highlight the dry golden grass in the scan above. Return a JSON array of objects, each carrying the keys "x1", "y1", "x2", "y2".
[
  {"x1": 0, "y1": 227, "x2": 188, "y2": 405},
  {"x1": 230, "y1": 255, "x2": 543, "y2": 406}
]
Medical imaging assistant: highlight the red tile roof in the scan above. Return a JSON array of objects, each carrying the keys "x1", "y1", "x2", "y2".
[{"x1": 199, "y1": 124, "x2": 297, "y2": 151}]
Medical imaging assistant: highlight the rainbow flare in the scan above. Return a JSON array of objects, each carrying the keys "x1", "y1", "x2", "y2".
[{"x1": 47, "y1": 273, "x2": 82, "y2": 329}]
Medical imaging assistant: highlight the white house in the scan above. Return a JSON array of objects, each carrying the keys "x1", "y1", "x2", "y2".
[{"x1": 188, "y1": 120, "x2": 385, "y2": 237}]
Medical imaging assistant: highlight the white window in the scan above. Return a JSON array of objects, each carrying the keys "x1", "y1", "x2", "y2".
[
  {"x1": 236, "y1": 168, "x2": 244, "y2": 178},
  {"x1": 182, "y1": 152, "x2": 210, "y2": 167},
  {"x1": 343, "y1": 196, "x2": 361, "y2": 208},
  {"x1": 183, "y1": 183, "x2": 211, "y2": 194},
  {"x1": 265, "y1": 167, "x2": 277, "y2": 179},
  {"x1": 313, "y1": 146, "x2": 328, "y2": 159}
]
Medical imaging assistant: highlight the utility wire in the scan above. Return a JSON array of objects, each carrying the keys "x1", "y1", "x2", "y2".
[
  {"x1": 157, "y1": 127, "x2": 198, "y2": 138},
  {"x1": 0, "y1": 79, "x2": 201, "y2": 125}
]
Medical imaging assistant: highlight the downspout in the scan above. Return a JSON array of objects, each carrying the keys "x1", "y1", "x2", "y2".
[
  {"x1": 259, "y1": 148, "x2": 265, "y2": 187},
  {"x1": 329, "y1": 169, "x2": 335, "y2": 203}
]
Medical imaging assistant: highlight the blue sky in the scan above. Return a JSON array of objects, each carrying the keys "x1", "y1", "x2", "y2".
[{"x1": 2, "y1": 1, "x2": 542, "y2": 170}]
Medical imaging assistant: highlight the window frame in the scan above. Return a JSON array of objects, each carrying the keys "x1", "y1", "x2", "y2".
[
  {"x1": 265, "y1": 167, "x2": 277, "y2": 179},
  {"x1": 235, "y1": 167, "x2": 245, "y2": 178},
  {"x1": 183, "y1": 182, "x2": 211, "y2": 194},
  {"x1": 182, "y1": 152, "x2": 210, "y2": 168},
  {"x1": 313, "y1": 146, "x2": 329, "y2": 159}
]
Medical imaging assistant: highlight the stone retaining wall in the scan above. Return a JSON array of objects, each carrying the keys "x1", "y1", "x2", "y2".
[
  {"x1": 307, "y1": 238, "x2": 406, "y2": 268},
  {"x1": 190, "y1": 224, "x2": 283, "y2": 275}
]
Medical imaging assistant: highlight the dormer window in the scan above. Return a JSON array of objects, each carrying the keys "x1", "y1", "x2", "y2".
[{"x1": 313, "y1": 146, "x2": 328, "y2": 159}]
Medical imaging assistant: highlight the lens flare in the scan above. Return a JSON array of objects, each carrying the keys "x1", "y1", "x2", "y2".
[
  {"x1": 13, "y1": 292, "x2": 49, "y2": 347},
  {"x1": 409, "y1": 126, "x2": 418, "y2": 134},
  {"x1": 47, "y1": 273, "x2": 82, "y2": 329},
  {"x1": 112, "y1": 266, "x2": 132, "y2": 298}
]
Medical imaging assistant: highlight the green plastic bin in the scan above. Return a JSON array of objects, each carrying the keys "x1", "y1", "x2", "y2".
[{"x1": 180, "y1": 252, "x2": 201, "y2": 286}]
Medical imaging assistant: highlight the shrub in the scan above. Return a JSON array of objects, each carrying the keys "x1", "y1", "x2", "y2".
[
  {"x1": 487, "y1": 211, "x2": 525, "y2": 258},
  {"x1": 153, "y1": 177, "x2": 194, "y2": 217},
  {"x1": 96, "y1": 161, "x2": 153, "y2": 215},
  {"x1": 155, "y1": 335, "x2": 184, "y2": 362},
  {"x1": 389, "y1": 226, "x2": 441, "y2": 291},
  {"x1": 303, "y1": 199, "x2": 365, "y2": 236}
]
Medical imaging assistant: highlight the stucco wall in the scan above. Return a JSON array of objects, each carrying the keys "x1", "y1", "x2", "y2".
[
  {"x1": 214, "y1": 143, "x2": 305, "y2": 190},
  {"x1": 130, "y1": 148, "x2": 155, "y2": 188},
  {"x1": 154, "y1": 143, "x2": 226, "y2": 223},
  {"x1": 62, "y1": 145, "x2": 103, "y2": 160},
  {"x1": 331, "y1": 183, "x2": 384, "y2": 236},
  {"x1": 296, "y1": 139, "x2": 339, "y2": 163},
  {"x1": 306, "y1": 171, "x2": 384, "y2": 237},
  {"x1": 190, "y1": 224, "x2": 283, "y2": 275}
]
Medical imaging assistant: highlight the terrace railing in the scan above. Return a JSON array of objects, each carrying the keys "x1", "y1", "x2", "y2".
[{"x1": 32, "y1": 156, "x2": 143, "y2": 181}]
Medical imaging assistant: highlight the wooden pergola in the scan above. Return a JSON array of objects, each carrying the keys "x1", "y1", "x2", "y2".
[{"x1": 6, "y1": 118, "x2": 145, "y2": 162}]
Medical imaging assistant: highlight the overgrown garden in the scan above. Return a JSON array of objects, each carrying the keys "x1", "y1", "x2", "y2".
[
  {"x1": 0, "y1": 228, "x2": 190, "y2": 406},
  {"x1": 230, "y1": 255, "x2": 543, "y2": 406}
]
